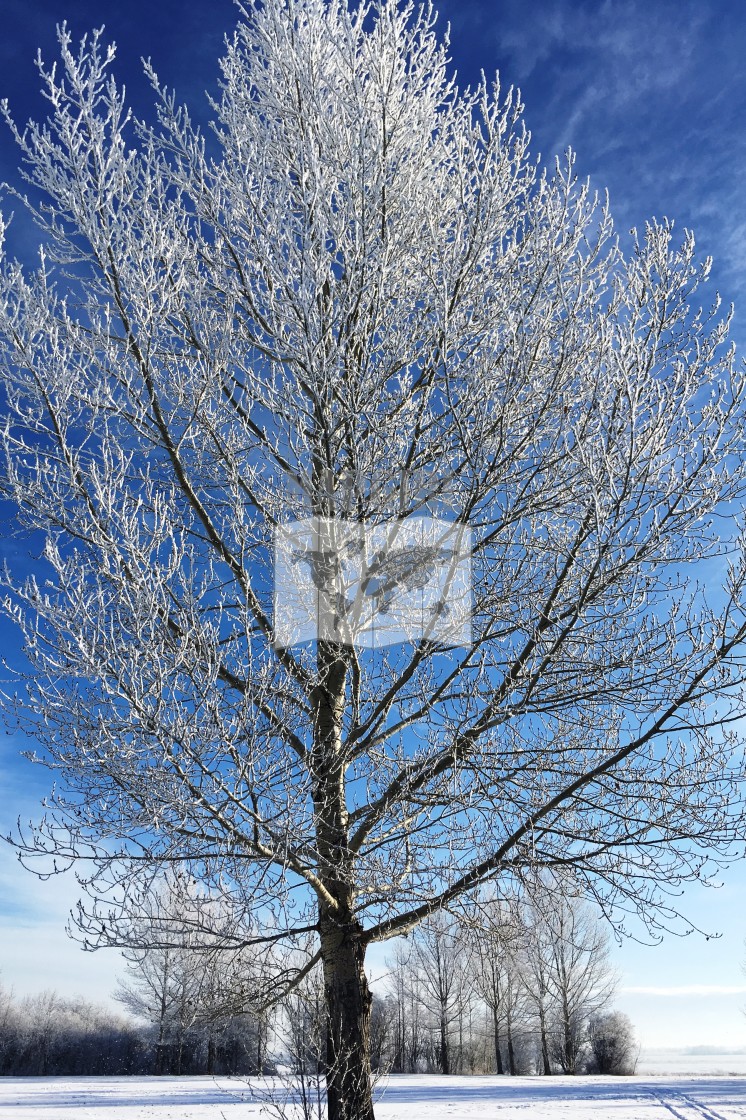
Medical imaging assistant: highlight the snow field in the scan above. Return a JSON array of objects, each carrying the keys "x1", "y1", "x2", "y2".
[{"x1": 1, "y1": 1074, "x2": 746, "y2": 1120}]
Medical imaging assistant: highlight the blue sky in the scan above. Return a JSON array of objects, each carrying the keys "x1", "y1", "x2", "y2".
[{"x1": 2, "y1": 0, "x2": 746, "y2": 1050}]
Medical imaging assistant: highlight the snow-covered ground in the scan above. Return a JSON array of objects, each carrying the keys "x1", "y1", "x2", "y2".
[
  {"x1": 638, "y1": 1050, "x2": 746, "y2": 1077},
  {"x1": 2, "y1": 1074, "x2": 746, "y2": 1119}
]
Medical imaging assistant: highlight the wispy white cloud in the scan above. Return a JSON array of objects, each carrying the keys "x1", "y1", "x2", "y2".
[
  {"x1": 494, "y1": 0, "x2": 708, "y2": 160},
  {"x1": 494, "y1": 0, "x2": 705, "y2": 95},
  {"x1": 450, "y1": 0, "x2": 746, "y2": 322}
]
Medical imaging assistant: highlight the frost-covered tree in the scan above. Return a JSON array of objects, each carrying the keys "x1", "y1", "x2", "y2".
[
  {"x1": 3, "y1": 0, "x2": 746, "y2": 1116},
  {"x1": 518, "y1": 885, "x2": 615, "y2": 1074},
  {"x1": 0, "y1": 990, "x2": 145, "y2": 1076},
  {"x1": 408, "y1": 913, "x2": 471, "y2": 1075},
  {"x1": 384, "y1": 943, "x2": 428, "y2": 1074},
  {"x1": 471, "y1": 899, "x2": 529, "y2": 1075},
  {"x1": 112, "y1": 874, "x2": 271, "y2": 1073},
  {"x1": 586, "y1": 1011, "x2": 637, "y2": 1075}
]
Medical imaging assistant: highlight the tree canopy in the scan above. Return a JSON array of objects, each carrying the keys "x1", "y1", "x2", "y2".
[{"x1": 2, "y1": 1, "x2": 746, "y2": 1115}]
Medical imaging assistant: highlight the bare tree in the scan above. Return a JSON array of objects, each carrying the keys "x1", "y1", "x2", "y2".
[
  {"x1": 3, "y1": 0, "x2": 746, "y2": 1116},
  {"x1": 515, "y1": 902, "x2": 554, "y2": 1075},
  {"x1": 368, "y1": 995, "x2": 392, "y2": 1074},
  {"x1": 116, "y1": 942, "x2": 190, "y2": 1074},
  {"x1": 275, "y1": 972, "x2": 328, "y2": 1120},
  {"x1": 409, "y1": 913, "x2": 472, "y2": 1074},
  {"x1": 517, "y1": 882, "x2": 616, "y2": 1073},
  {"x1": 0, "y1": 990, "x2": 145, "y2": 1076},
  {"x1": 471, "y1": 900, "x2": 529, "y2": 1075},
  {"x1": 0, "y1": 977, "x2": 16, "y2": 1071},
  {"x1": 384, "y1": 943, "x2": 427, "y2": 1074},
  {"x1": 113, "y1": 873, "x2": 271, "y2": 1073},
  {"x1": 544, "y1": 897, "x2": 615, "y2": 1073}
]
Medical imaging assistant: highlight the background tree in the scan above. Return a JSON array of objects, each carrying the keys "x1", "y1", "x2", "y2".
[
  {"x1": 368, "y1": 995, "x2": 392, "y2": 1074},
  {"x1": 2, "y1": 0, "x2": 746, "y2": 1116},
  {"x1": 116, "y1": 942, "x2": 202, "y2": 1074},
  {"x1": 410, "y1": 914, "x2": 471, "y2": 1075},
  {"x1": 0, "y1": 980, "x2": 16, "y2": 1073},
  {"x1": 113, "y1": 873, "x2": 271, "y2": 1074},
  {"x1": 516, "y1": 882, "x2": 616, "y2": 1074},
  {"x1": 0, "y1": 989, "x2": 146, "y2": 1076},
  {"x1": 543, "y1": 895, "x2": 616, "y2": 1074},
  {"x1": 380, "y1": 889, "x2": 622, "y2": 1077},
  {"x1": 517, "y1": 902, "x2": 554, "y2": 1075},
  {"x1": 586, "y1": 1011, "x2": 638, "y2": 1075},
  {"x1": 384, "y1": 943, "x2": 428, "y2": 1074},
  {"x1": 471, "y1": 899, "x2": 529, "y2": 1075}
]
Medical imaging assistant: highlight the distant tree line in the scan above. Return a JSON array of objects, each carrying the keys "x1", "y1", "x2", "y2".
[
  {"x1": 370, "y1": 884, "x2": 638, "y2": 1077},
  {"x1": 0, "y1": 985, "x2": 144, "y2": 1076},
  {"x1": 0, "y1": 877, "x2": 636, "y2": 1078},
  {"x1": 0, "y1": 979, "x2": 269, "y2": 1077},
  {"x1": 0, "y1": 880, "x2": 271, "y2": 1079}
]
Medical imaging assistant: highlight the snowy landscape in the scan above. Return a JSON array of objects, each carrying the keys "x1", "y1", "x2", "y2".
[
  {"x1": 5, "y1": 0, "x2": 746, "y2": 1118},
  {"x1": 3, "y1": 1073, "x2": 746, "y2": 1120}
]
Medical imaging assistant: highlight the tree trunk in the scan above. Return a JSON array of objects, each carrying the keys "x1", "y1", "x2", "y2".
[
  {"x1": 409, "y1": 993, "x2": 420, "y2": 1072},
  {"x1": 313, "y1": 640, "x2": 374, "y2": 1120},
  {"x1": 155, "y1": 964, "x2": 169, "y2": 1075},
  {"x1": 155, "y1": 1020, "x2": 167, "y2": 1075},
  {"x1": 256, "y1": 1015, "x2": 264, "y2": 1073},
  {"x1": 319, "y1": 909, "x2": 374, "y2": 1120},
  {"x1": 393, "y1": 997, "x2": 405, "y2": 1073},
  {"x1": 492, "y1": 1005, "x2": 504, "y2": 1074},
  {"x1": 506, "y1": 1011, "x2": 517, "y2": 1076},
  {"x1": 439, "y1": 1010, "x2": 450, "y2": 1075},
  {"x1": 538, "y1": 1003, "x2": 551, "y2": 1076},
  {"x1": 562, "y1": 995, "x2": 574, "y2": 1073}
]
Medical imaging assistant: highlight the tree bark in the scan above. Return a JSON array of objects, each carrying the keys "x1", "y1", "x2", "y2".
[
  {"x1": 538, "y1": 1002, "x2": 551, "y2": 1076},
  {"x1": 313, "y1": 640, "x2": 375, "y2": 1120},
  {"x1": 492, "y1": 1005, "x2": 504, "y2": 1074},
  {"x1": 319, "y1": 909, "x2": 374, "y2": 1120},
  {"x1": 507, "y1": 1012, "x2": 517, "y2": 1076},
  {"x1": 440, "y1": 1011, "x2": 450, "y2": 1075},
  {"x1": 562, "y1": 995, "x2": 574, "y2": 1073},
  {"x1": 256, "y1": 1015, "x2": 265, "y2": 1074}
]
